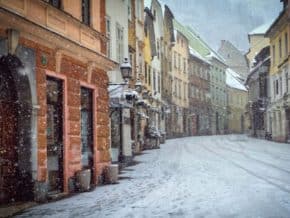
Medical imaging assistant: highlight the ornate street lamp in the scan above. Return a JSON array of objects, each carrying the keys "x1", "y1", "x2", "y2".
[
  {"x1": 135, "y1": 79, "x2": 143, "y2": 93},
  {"x1": 120, "y1": 58, "x2": 132, "y2": 82}
]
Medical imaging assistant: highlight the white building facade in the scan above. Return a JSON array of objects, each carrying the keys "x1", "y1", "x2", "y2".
[{"x1": 106, "y1": 0, "x2": 132, "y2": 163}]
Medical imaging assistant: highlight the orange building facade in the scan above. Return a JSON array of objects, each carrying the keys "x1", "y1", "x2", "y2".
[{"x1": 0, "y1": 0, "x2": 116, "y2": 203}]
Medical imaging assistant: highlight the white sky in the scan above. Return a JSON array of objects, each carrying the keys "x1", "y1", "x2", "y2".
[{"x1": 161, "y1": 0, "x2": 282, "y2": 52}]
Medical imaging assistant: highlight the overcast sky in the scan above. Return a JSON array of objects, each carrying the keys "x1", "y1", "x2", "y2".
[{"x1": 161, "y1": 0, "x2": 282, "y2": 52}]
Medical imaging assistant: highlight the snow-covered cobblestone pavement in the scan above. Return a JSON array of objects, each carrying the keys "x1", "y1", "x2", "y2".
[{"x1": 17, "y1": 135, "x2": 290, "y2": 218}]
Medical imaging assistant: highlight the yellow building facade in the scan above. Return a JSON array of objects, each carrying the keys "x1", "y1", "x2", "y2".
[
  {"x1": 246, "y1": 30, "x2": 270, "y2": 68},
  {"x1": 266, "y1": 0, "x2": 290, "y2": 142},
  {"x1": 227, "y1": 88, "x2": 249, "y2": 133},
  {"x1": 226, "y1": 68, "x2": 248, "y2": 133},
  {"x1": 171, "y1": 29, "x2": 189, "y2": 136}
]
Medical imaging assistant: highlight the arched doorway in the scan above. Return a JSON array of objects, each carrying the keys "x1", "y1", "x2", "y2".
[
  {"x1": 0, "y1": 54, "x2": 34, "y2": 204},
  {"x1": 0, "y1": 59, "x2": 18, "y2": 204}
]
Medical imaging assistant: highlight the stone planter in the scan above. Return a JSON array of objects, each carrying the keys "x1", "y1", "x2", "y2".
[
  {"x1": 160, "y1": 132, "x2": 166, "y2": 144},
  {"x1": 148, "y1": 137, "x2": 160, "y2": 149},
  {"x1": 104, "y1": 164, "x2": 119, "y2": 184},
  {"x1": 76, "y1": 169, "x2": 91, "y2": 192}
]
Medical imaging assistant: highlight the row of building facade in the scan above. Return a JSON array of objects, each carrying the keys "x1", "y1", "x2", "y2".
[
  {"x1": 246, "y1": 0, "x2": 290, "y2": 143},
  {"x1": 0, "y1": 0, "x2": 249, "y2": 205}
]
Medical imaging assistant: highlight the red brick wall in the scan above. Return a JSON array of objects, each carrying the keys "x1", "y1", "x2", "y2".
[{"x1": 19, "y1": 37, "x2": 111, "y2": 189}]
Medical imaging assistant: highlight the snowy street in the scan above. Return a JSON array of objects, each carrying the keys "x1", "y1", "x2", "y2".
[{"x1": 17, "y1": 135, "x2": 290, "y2": 218}]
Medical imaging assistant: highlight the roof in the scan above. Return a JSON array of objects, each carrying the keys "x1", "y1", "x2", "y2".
[
  {"x1": 227, "y1": 68, "x2": 243, "y2": 81},
  {"x1": 249, "y1": 20, "x2": 274, "y2": 35},
  {"x1": 266, "y1": 6, "x2": 286, "y2": 37},
  {"x1": 173, "y1": 19, "x2": 209, "y2": 56},
  {"x1": 205, "y1": 51, "x2": 227, "y2": 65},
  {"x1": 226, "y1": 68, "x2": 247, "y2": 91},
  {"x1": 189, "y1": 46, "x2": 211, "y2": 65},
  {"x1": 173, "y1": 18, "x2": 227, "y2": 68}
]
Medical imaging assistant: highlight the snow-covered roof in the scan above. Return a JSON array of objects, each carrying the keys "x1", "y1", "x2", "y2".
[
  {"x1": 189, "y1": 46, "x2": 210, "y2": 64},
  {"x1": 206, "y1": 51, "x2": 227, "y2": 65},
  {"x1": 227, "y1": 68, "x2": 243, "y2": 80},
  {"x1": 249, "y1": 20, "x2": 274, "y2": 35},
  {"x1": 226, "y1": 68, "x2": 247, "y2": 91}
]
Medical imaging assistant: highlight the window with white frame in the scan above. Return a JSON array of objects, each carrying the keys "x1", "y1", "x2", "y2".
[
  {"x1": 174, "y1": 52, "x2": 177, "y2": 68},
  {"x1": 158, "y1": 74, "x2": 161, "y2": 93},
  {"x1": 153, "y1": 70, "x2": 156, "y2": 92},
  {"x1": 184, "y1": 82, "x2": 186, "y2": 100},
  {"x1": 272, "y1": 45, "x2": 276, "y2": 65},
  {"x1": 183, "y1": 58, "x2": 186, "y2": 73},
  {"x1": 116, "y1": 23, "x2": 124, "y2": 63},
  {"x1": 178, "y1": 54, "x2": 181, "y2": 70},
  {"x1": 280, "y1": 76, "x2": 282, "y2": 95},
  {"x1": 157, "y1": 40, "x2": 160, "y2": 59},
  {"x1": 128, "y1": 0, "x2": 132, "y2": 21},
  {"x1": 179, "y1": 80, "x2": 181, "y2": 98},
  {"x1": 145, "y1": 62, "x2": 148, "y2": 84},
  {"x1": 136, "y1": 0, "x2": 143, "y2": 21},
  {"x1": 276, "y1": 79, "x2": 279, "y2": 95},
  {"x1": 174, "y1": 79, "x2": 177, "y2": 96},
  {"x1": 106, "y1": 16, "x2": 111, "y2": 58},
  {"x1": 148, "y1": 66, "x2": 151, "y2": 86}
]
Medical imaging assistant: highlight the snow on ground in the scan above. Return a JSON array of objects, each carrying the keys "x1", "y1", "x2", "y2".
[{"x1": 17, "y1": 135, "x2": 290, "y2": 218}]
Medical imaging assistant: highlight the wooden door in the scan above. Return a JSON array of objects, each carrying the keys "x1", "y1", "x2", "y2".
[{"x1": 0, "y1": 65, "x2": 18, "y2": 204}]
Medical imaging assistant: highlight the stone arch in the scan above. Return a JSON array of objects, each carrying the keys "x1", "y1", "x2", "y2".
[{"x1": 0, "y1": 52, "x2": 35, "y2": 202}]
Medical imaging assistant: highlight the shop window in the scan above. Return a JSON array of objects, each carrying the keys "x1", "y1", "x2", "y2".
[{"x1": 81, "y1": 87, "x2": 93, "y2": 169}]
